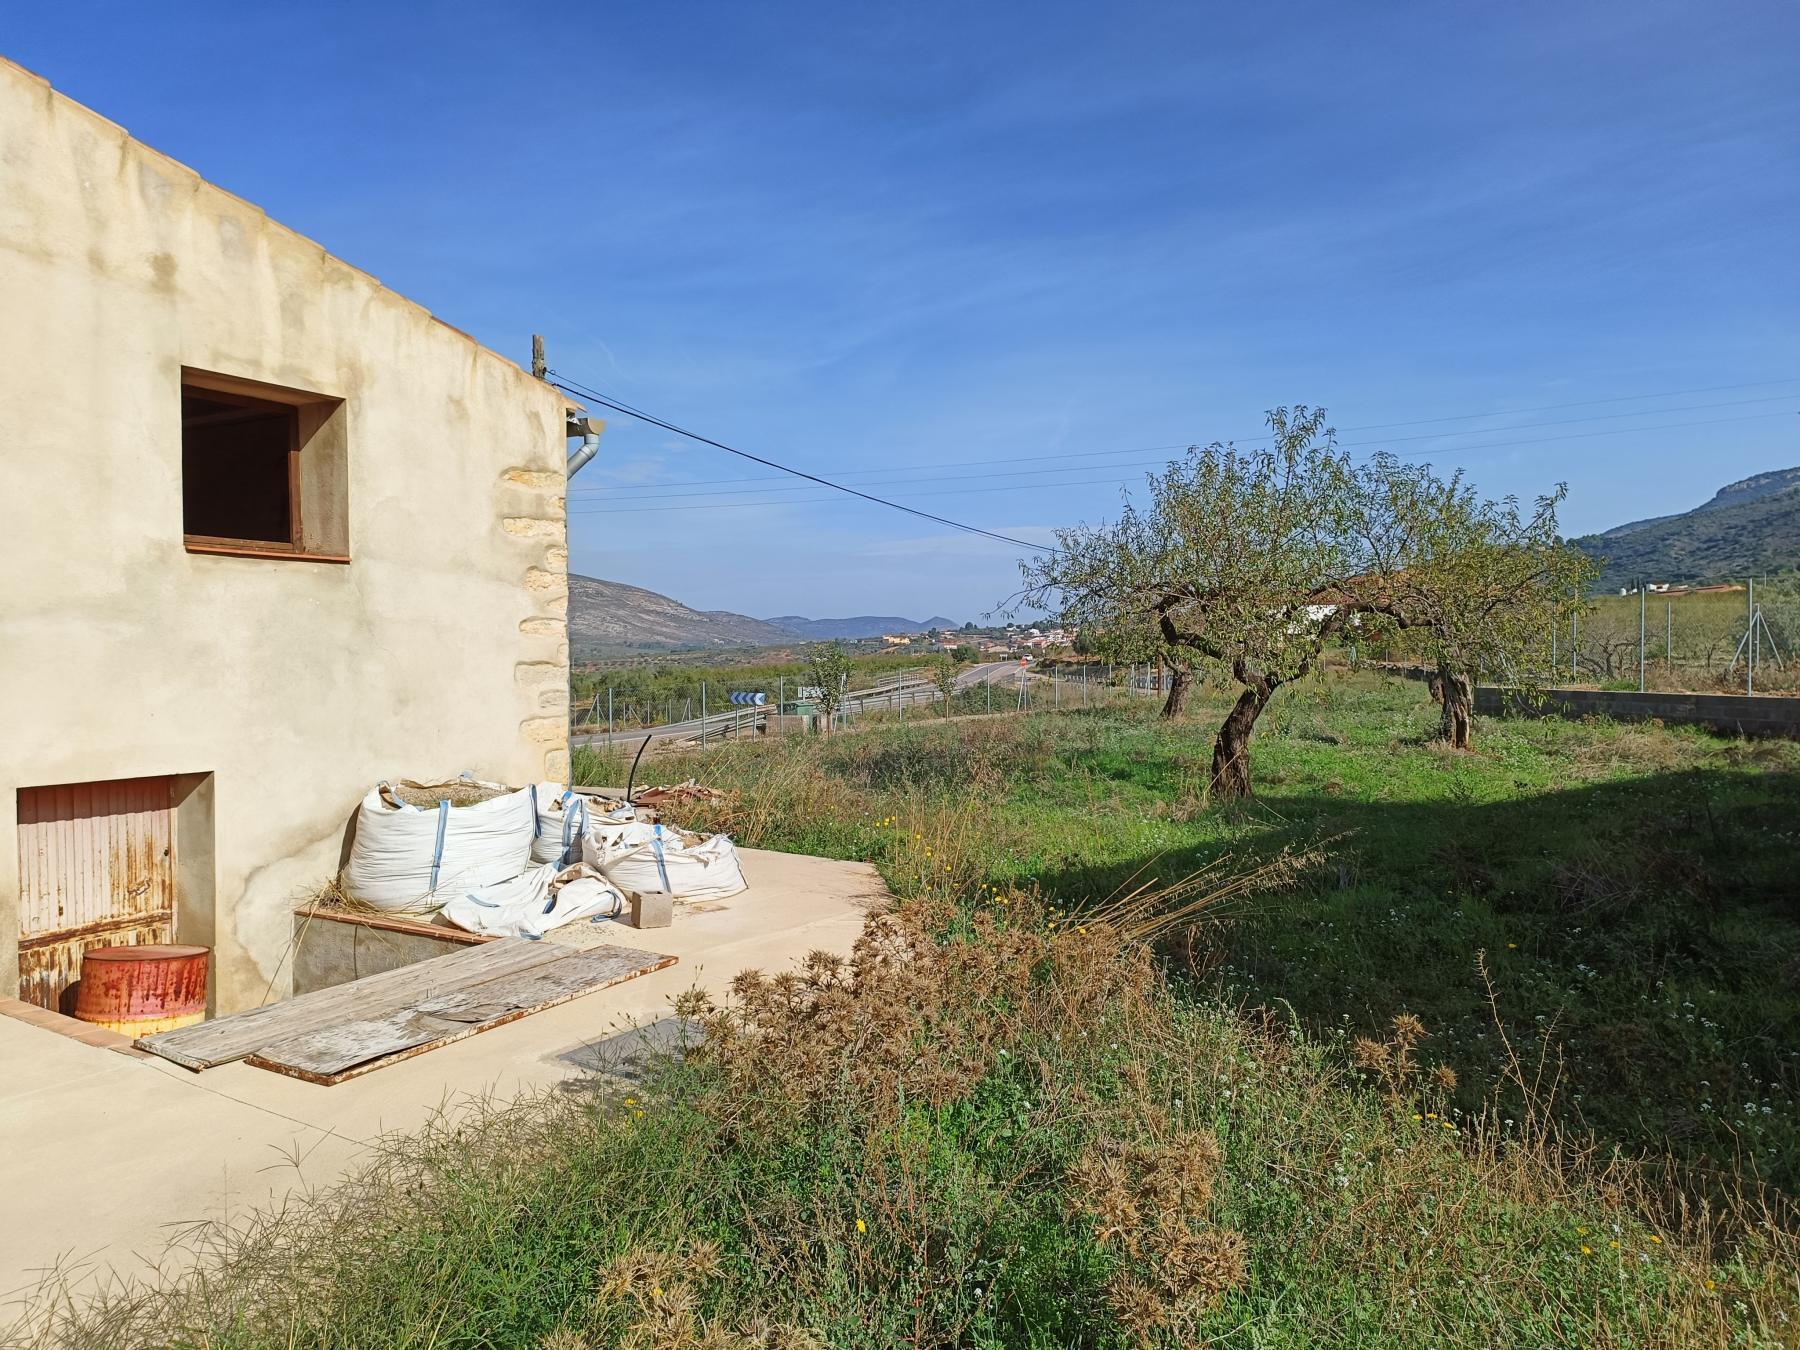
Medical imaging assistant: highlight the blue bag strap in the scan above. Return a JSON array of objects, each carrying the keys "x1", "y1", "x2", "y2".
[
  {"x1": 560, "y1": 793, "x2": 586, "y2": 867},
  {"x1": 430, "y1": 800, "x2": 450, "y2": 891},
  {"x1": 651, "y1": 823, "x2": 672, "y2": 895}
]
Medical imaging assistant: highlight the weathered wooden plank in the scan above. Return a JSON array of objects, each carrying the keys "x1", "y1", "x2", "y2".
[
  {"x1": 245, "y1": 945, "x2": 677, "y2": 1085},
  {"x1": 245, "y1": 1009, "x2": 468, "y2": 1080},
  {"x1": 412, "y1": 945, "x2": 676, "y2": 1024},
  {"x1": 136, "y1": 937, "x2": 570, "y2": 1069}
]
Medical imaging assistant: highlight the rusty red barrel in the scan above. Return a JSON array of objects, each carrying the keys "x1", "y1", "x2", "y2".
[{"x1": 73, "y1": 944, "x2": 209, "y2": 1036}]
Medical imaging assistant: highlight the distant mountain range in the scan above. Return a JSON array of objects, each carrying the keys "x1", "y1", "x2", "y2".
[
  {"x1": 764, "y1": 614, "x2": 960, "y2": 641},
  {"x1": 567, "y1": 575, "x2": 960, "y2": 656},
  {"x1": 1574, "y1": 466, "x2": 1800, "y2": 589}
]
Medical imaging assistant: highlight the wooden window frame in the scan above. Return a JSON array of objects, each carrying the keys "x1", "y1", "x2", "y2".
[{"x1": 181, "y1": 368, "x2": 349, "y2": 564}]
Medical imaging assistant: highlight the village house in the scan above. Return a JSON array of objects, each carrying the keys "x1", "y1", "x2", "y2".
[{"x1": 0, "y1": 58, "x2": 586, "y2": 1016}]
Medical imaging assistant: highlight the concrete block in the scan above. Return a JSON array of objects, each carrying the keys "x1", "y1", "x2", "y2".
[{"x1": 630, "y1": 890, "x2": 673, "y2": 929}]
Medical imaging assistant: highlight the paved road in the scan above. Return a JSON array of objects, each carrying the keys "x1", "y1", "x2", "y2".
[
  {"x1": 575, "y1": 661, "x2": 1092, "y2": 751},
  {"x1": 575, "y1": 675, "x2": 945, "y2": 750},
  {"x1": 956, "y1": 660, "x2": 1031, "y2": 689},
  {"x1": 573, "y1": 705, "x2": 766, "y2": 750}
]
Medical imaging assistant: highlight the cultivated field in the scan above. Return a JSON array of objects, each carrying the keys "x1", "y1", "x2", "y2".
[{"x1": 1452, "y1": 580, "x2": 1800, "y2": 693}]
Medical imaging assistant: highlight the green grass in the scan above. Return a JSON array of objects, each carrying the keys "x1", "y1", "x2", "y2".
[
  {"x1": 18, "y1": 673, "x2": 1798, "y2": 1347},
  {"x1": 23, "y1": 900, "x2": 1795, "y2": 1348},
  {"x1": 578, "y1": 672, "x2": 1800, "y2": 1195}
]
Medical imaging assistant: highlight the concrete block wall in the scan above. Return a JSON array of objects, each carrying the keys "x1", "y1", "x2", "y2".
[
  {"x1": 0, "y1": 57, "x2": 575, "y2": 1011},
  {"x1": 1476, "y1": 687, "x2": 1800, "y2": 740}
]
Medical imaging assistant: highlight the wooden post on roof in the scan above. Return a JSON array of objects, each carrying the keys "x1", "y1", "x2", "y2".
[{"x1": 531, "y1": 334, "x2": 547, "y2": 380}]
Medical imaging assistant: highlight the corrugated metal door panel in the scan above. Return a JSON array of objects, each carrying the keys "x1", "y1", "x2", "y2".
[{"x1": 16, "y1": 776, "x2": 177, "y2": 1013}]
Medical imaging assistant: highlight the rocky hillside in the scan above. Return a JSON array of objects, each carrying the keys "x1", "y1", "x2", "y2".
[
  {"x1": 567, "y1": 575, "x2": 799, "y2": 656},
  {"x1": 1574, "y1": 466, "x2": 1800, "y2": 588},
  {"x1": 765, "y1": 614, "x2": 961, "y2": 640}
]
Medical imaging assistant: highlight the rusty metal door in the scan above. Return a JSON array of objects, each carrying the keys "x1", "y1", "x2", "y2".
[{"x1": 16, "y1": 777, "x2": 177, "y2": 1013}]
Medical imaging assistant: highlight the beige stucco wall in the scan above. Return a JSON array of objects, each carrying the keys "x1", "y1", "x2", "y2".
[{"x1": 0, "y1": 58, "x2": 573, "y2": 1012}]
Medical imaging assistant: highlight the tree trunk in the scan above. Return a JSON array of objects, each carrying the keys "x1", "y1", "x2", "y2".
[
  {"x1": 1160, "y1": 667, "x2": 1194, "y2": 719},
  {"x1": 1436, "y1": 666, "x2": 1473, "y2": 750},
  {"x1": 1211, "y1": 682, "x2": 1271, "y2": 798}
]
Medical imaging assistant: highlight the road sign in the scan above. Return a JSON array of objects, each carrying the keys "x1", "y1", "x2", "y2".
[
  {"x1": 728, "y1": 691, "x2": 767, "y2": 706},
  {"x1": 796, "y1": 686, "x2": 824, "y2": 699}
]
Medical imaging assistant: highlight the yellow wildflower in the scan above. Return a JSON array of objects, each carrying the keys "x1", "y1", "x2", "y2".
[{"x1": 856, "y1": 1218, "x2": 867, "y2": 1235}]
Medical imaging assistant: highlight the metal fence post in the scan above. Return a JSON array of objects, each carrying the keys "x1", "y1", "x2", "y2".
[
  {"x1": 1665, "y1": 602, "x2": 1672, "y2": 674},
  {"x1": 1639, "y1": 582, "x2": 1647, "y2": 692},
  {"x1": 607, "y1": 686, "x2": 614, "y2": 750},
  {"x1": 1748, "y1": 578, "x2": 1755, "y2": 696},
  {"x1": 701, "y1": 681, "x2": 708, "y2": 746}
]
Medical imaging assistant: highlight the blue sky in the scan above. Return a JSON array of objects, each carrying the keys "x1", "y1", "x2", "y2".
[{"x1": 10, "y1": 3, "x2": 1798, "y2": 620}]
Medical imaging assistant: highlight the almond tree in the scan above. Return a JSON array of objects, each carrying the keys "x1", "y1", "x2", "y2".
[
  {"x1": 1022, "y1": 408, "x2": 1357, "y2": 797},
  {"x1": 929, "y1": 651, "x2": 958, "y2": 715},
  {"x1": 1342, "y1": 455, "x2": 1594, "y2": 748},
  {"x1": 807, "y1": 641, "x2": 852, "y2": 732},
  {"x1": 1084, "y1": 610, "x2": 1202, "y2": 719}
]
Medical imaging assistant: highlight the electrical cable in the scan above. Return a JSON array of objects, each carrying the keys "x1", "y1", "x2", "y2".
[
  {"x1": 571, "y1": 390, "x2": 1799, "y2": 497},
  {"x1": 548, "y1": 371, "x2": 1059, "y2": 552},
  {"x1": 564, "y1": 408, "x2": 1797, "y2": 512},
  {"x1": 1333, "y1": 377, "x2": 1800, "y2": 433}
]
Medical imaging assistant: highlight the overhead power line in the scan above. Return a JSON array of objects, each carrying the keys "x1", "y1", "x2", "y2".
[
  {"x1": 568, "y1": 471, "x2": 1156, "y2": 515},
  {"x1": 548, "y1": 372, "x2": 1058, "y2": 553},
  {"x1": 571, "y1": 398, "x2": 1799, "y2": 503},
  {"x1": 570, "y1": 440, "x2": 1198, "y2": 494},
  {"x1": 565, "y1": 407, "x2": 1797, "y2": 513},
  {"x1": 1334, "y1": 376, "x2": 1800, "y2": 433},
  {"x1": 551, "y1": 365, "x2": 1796, "y2": 530},
  {"x1": 571, "y1": 387, "x2": 1800, "y2": 497}
]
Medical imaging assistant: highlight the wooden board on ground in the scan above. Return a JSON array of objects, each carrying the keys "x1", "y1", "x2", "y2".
[
  {"x1": 135, "y1": 938, "x2": 581, "y2": 1070},
  {"x1": 243, "y1": 945, "x2": 676, "y2": 1085}
]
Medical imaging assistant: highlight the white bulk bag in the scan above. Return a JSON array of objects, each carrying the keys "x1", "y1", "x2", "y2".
[
  {"x1": 341, "y1": 779, "x2": 536, "y2": 912},
  {"x1": 440, "y1": 861, "x2": 625, "y2": 939},
  {"x1": 585, "y1": 820, "x2": 748, "y2": 903},
  {"x1": 529, "y1": 783, "x2": 595, "y2": 867},
  {"x1": 585, "y1": 805, "x2": 649, "y2": 856}
]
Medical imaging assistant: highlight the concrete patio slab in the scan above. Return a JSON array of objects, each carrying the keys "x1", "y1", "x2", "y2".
[{"x1": 0, "y1": 848, "x2": 885, "y2": 1309}]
